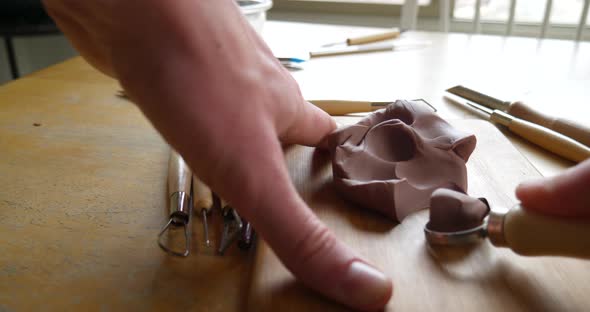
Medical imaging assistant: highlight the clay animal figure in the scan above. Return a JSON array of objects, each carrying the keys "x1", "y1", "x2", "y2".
[{"x1": 321, "y1": 100, "x2": 477, "y2": 222}]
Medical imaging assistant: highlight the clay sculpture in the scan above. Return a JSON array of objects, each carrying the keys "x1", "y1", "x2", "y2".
[{"x1": 321, "y1": 100, "x2": 477, "y2": 222}]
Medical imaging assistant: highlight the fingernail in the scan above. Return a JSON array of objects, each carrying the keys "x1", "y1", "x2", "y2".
[{"x1": 342, "y1": 261, "x2": 392, "y2": 309}]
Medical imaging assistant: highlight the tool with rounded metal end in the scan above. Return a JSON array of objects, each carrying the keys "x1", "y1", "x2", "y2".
[
  {"x1": 193, "y1": 175, "x2": 214, "y2": 247},
  {"x1": 158, "y1": 150, "x2": 193, "y2": 257},
  {"x1": 425, "y1": 197, "x2": 590, "y2": 259}
]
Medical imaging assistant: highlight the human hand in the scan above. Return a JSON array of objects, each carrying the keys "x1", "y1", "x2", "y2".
[
  {"x1": 43, "y1": 0, "x2": 392, "y2": 309},
  {"x1": 516, "y1": 159, "x2": 590, "y2": 218}
]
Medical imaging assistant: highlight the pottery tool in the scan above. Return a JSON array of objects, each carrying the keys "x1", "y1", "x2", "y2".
[
  {"x1": 309, "y1": 98, "x2": 436, "y2": 116},
  {"x1": 321, "y1": 28, "x2": 402, "y2": 47},
  {"x1": 218, "y1": 200, "x2": 243, "y2": 255},
  {"x1": 117, "y1": 91, "x2": 433, "y2": 117},
  {"x1": 308, "y1": 100, "x2": 391, "y2": 115},
  {"x1": 158, "y1": 150, "x2": 193, "y2": 257},
  {"x1": 237, "y1": 219, "x2": 255, "y2": 251},
  {"x1": 425, "y1": 202, "x2": 590, "y2": 259},
  {"x1": 455, "y1": 99, "x2": 590, "y2": 163},
  {"x1": 447, "y1": 85, "x2": 590, "y2": 147},
  {"x1": 309, "y1": 40, "x2": 429, "y2": 58},
  {"x1": 193, "y1": 175, "x2": 214, "y2": 247}
]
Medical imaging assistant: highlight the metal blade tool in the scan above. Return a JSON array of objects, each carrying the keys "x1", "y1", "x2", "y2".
[
  {"x1": 453, "y1": 98, "x2": 590, "y2": 163},
  {"x1": 447, "y1": 85, "x2": 590, "y2": 147}
]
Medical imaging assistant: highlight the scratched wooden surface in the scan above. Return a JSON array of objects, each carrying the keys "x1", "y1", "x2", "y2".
[
  {"x1": 0, "y1": 59, "x2": 253, "y2": 311},
  {"x1": 248, "y1": 119, "x2": 590, "y2": 311}
]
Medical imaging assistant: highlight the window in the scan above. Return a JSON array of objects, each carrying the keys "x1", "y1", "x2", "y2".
[
  {"x1": 270, "y1": 0, "x2": 589, "y2": 40},
  {"x1": 455, "y1": 0, "x2": 590, "y2": 25}
]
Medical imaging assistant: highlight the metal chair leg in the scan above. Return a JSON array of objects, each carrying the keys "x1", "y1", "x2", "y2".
[{"x1": 5, "y1": 36, "x2": 19, "y2": 79}]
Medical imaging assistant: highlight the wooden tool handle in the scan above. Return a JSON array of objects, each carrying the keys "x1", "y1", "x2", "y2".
[
  {"x1": 495, "y1": 115, "x2": 590, "y2": 163},
  {"x1": 193, "y1": 175, "x2": 213, "y2": 211},
  {"x1": 502, "y1": 206, "x2": 590, "y2": 259},
  {"x1": 347, "y1": 29, "x2": 401, "y2": 45},
  {"x1": 308, "y1": 100, "x2": 375, "y2": 115},
  {"x1": 509, "y1": 101, "x2": 590, "y2": 147},
  {"x1": 168, "y1": 150, "x2": 192, "y2": 195},
  {"x1": 309, "y1": 42, "x2": 394, "y2": 58}
]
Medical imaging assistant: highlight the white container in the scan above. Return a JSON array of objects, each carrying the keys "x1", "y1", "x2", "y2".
[{"x1": 238, "y1": 0, "x2": 273, "y2": 34}]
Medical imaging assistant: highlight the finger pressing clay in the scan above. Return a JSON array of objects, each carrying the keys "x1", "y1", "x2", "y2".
[
  {"x1": 321, "y1": 100, "x2": 477, "y2": 221},
  {"x1": 428, "y1": 188, "x2": 490, "y2": 232}
]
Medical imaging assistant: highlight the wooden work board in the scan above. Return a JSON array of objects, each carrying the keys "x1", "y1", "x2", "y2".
[{"x1": 248, "y1": 118, "x2": 590, "y2": 311}]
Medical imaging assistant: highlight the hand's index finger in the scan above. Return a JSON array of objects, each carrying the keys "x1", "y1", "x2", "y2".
[{"x1": 212, "y1": 124, "x2": 392, "y2": 311}]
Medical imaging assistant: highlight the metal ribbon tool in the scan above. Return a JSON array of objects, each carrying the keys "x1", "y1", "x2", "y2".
[{"x1": 425, "y1": 203, "x2": 590, "y2": 259}]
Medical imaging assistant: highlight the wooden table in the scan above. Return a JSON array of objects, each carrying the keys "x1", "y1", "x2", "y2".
[{"x1": 1, "y1": 21, "x2": 588, "y2": 311}]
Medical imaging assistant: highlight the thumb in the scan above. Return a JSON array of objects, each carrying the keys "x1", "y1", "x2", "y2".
[
  {"x1": 515, "y1": 159, "x2": 590, "y2": 218},
  {"x1": 280, "y1": 101, "x2": 337, "y2": 146},
  {"x1": 217, "y1": 122, "x2": 392, "y2": 311}
]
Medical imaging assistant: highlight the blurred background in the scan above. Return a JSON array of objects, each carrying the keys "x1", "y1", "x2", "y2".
[{"x1": 1, "y1": 0, "x2": 589, "y2": 84}]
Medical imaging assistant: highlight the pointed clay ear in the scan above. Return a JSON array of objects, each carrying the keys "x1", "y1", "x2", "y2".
[{"x1": 451, "y1": 134, "x2": 477, "y2": 162}]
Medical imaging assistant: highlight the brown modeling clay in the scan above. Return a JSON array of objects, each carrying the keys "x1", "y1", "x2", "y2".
[
  {"x1": 427, "y1": 188, "x2": 490, "y2": 232},
  {"x1": 321, "y1": 100, "x2": 477, "y2": 222}
]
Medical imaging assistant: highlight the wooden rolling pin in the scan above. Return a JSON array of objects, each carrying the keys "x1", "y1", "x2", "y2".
[
  {"x1": 447, "y1": 85, "x2": 590, "y2": 147},
  {"x1": 464, "y1": 100, "x2": 590, "y2": 163},
  {"x1": 488, "y1": 206, "x2": 590, "y2": 259}
]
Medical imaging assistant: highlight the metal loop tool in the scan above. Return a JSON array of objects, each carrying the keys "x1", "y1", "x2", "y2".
[{"x1": 158, "y1": 150, "x2": 193, "y2": 257}]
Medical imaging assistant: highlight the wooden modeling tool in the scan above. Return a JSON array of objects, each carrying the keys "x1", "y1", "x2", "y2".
[
  {"x1": 321, "y1": 28, "x2": 402, "y2": 47},
  {"x1": 309, "y1": 98, "x2": 436, "y2": 116},
  {"x1": 193, "y1": 175, "x2": 214, "y2": 247},
  {"x1": 309, "y1": 40, "x2": 429, "y2": 58},
  {"x1": 425, "y1": 204, "x2": 590, "y2": 259},
  {"x1": 158, "y1": 150, "x2": 193, "y2": 257},
  {"x1": 447, "y1": 85, "x2": 590, "y2": 147},
  {"x1": 455, "y1": 98, "x2": 590, "y2": 163},
  {"x1": 308, "y1": 100, "x2": 391, "y2": 115}
]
